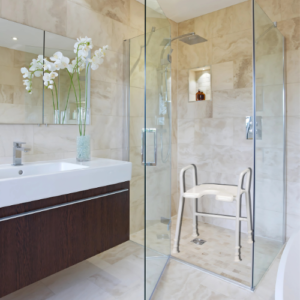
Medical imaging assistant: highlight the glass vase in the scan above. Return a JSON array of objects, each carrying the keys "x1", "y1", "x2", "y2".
[
  {"x1": 76, "y1": 135, "x2": 91, "y2": 162},
  {"x1": 54, "y1": 110, "x2": 60, "y2": 124},
  {"x1": 61, "y1": 110, "x2": 69, "y2": 124}
]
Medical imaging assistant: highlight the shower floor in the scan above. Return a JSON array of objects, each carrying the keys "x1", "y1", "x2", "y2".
[{"x1": 131, "y1": 216, "x2": 282, "y2": 287}]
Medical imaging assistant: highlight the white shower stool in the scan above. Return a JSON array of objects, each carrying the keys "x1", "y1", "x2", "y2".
[{"x1": 173, "y1": 165, "x2": 253, "y2": 262}]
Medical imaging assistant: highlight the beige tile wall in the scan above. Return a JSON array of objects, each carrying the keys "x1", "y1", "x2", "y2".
[
  {"x1": 0, "y1": 48, "x2": 43, "y2": 123},
  {"x1": 257, "y1": 0, "x2": 300, "y2": 237},
  {"x1": 174, "y1": 1, "x2": 253, "y2": 234}
]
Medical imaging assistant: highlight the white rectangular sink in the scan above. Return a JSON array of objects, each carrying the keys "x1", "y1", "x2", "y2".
[
  {"x1": 0, "y1": 158, "x2": 132, "y2": 208},
  {"x1": 0, "y1": 162, "x2": 88, "y2": 180}
]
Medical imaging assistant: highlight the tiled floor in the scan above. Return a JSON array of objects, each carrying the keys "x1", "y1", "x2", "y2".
[
  {"x1": 132, "y1": 215, "x2": 282, "y2": 287},
  {"x1": 1, "y1": 241, "x2": 144, "y2": 300},
  {"x1": 2, "y1": 238, "x2": 281, "y2": 300},
  {"x1": 152, "y1": 255, "x2": 281, "y2": 300}
]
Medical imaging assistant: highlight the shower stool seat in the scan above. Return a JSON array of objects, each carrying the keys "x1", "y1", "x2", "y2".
[{"x1": 173, "y1": 165, "x2": 253, "y2": 262}]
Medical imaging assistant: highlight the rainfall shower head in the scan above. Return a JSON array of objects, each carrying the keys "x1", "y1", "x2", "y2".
[
  {"x1": 160, "y1": 32, "x2": 207, "y2": 47},
  {"x1": 179, "y1": 34, "x2": 207, "y2": 45}
]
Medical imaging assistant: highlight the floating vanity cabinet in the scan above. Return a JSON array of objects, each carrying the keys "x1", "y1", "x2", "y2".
[{"x1": 0, "y1": 181, "x2": 129, "y2": 298}]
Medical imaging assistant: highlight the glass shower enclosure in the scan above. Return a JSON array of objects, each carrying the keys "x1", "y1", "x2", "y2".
[
  {"x1": 126, "y1": 0, "x2": 172, "y2": 299},
  {"x1": 253, "y1": 0, "x2": 286, "y2": 288},
  {"x1": 126, "y1": 0, "x2": 286, "y2": 296}
]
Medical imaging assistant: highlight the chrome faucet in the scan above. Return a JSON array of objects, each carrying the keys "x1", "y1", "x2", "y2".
[{"x1": 12, "y1": 142, "x2": 30, "y2": 166}]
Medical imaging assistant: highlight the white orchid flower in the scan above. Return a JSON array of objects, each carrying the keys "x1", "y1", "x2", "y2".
[
  {"x1": 58, "y1": 56, "x2": 70, "y2": 69},
  {"x1": 44, "y1": 59, "x2": 56, "y2": 72},
  {"x1": 34, "y1": 70, "x2": 43, "y2": 77},
  {"x1": 43, "y1": 73, "x2": 51, "y2": 83},
  {"x1": 21, "y1": 67, "x2": 31, "y2": 78},
  {"x1": 50, "y1": 52, "x2": 63, "y2": 62},
  {"x1": 49, "y1": 72, "x2": 58, "y2": 80},
  {"x1": 74, "y1": 36, "x2": 93, "y2": 51}
]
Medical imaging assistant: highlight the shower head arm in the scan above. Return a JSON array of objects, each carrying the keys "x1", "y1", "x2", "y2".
[{"x1": 171, "y1": 32, "x2": 195, "y2": 42}]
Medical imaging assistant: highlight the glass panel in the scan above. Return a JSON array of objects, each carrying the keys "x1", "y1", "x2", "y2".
[
  {"x1": 44, "y1": 32, "x2": 90, "y2": 125},
  {"x1": 0, "y1": 18, "x2": 44, "y2": 124},
  {"x1": 145, "y1": 1, "x2": 171, "y2": 299},
  {"x1": 253, "y1": 0, "x2": 285, "y2": 288}
]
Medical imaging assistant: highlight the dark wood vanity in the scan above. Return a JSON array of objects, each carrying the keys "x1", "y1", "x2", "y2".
[{"x1": 0, "y1": 181, "x2": 129, "y2": 298}]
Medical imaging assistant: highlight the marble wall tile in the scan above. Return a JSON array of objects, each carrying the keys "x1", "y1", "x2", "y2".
[
  {"x1": 280, "y1": 0, "x2": 300, "y2": 21},
  {"x1": 277, "y1": 17, "x2": 300, "y2": 50},
  {"x1": 287, "y1": 146, "x2": 300, "y2": 182},
  {"x1": 232, "y1": 117, "x2": 253, "y2": 148},
  {"x1": 233, "y1": 57, "x2": 253, "y2": 89},
  {"x1": 194, "y1": 118, "x2": 233, "y2": 146},
  {"x1": 177, "y1": 93, "x2": 196, "y2": 119},
  {"x1": 210, "y1": 145, "x2": 253, "y2": 176},
  {"x1": 255, "y1": 208, "x2": 284, "y2": 240},
  {"x1": 68, "y1": 0, "x2": 92, "y2": 9},
  {"x1": 32, "y1": 125, "x2": 78, "y2": 154},
  {"x1": 255, "y1": 178, "x2": 285, "y2": 212},
  {"x1": 67, "y1": 2, "x2": 112, "y2": 49},
  {"x1": 287, "y1": 116, "x2": 300, "y2": 148},
  {"x1": 210, "y1": 7, "x2": 232, "y2": 38},
  {"x1": 130, "y1": 203, "x2": 144, "y2": 234},
  {"x1": 0, "y1": 47, "x2": 14, "y2": 67},
  {"x1": 255, "y1": 53, "x2": 284, "y2": 86},
  {"x1": 1, "y1": 0, "x2": 67, "y2": 36},
  {"x1": 0, "y1": 66, "x2": 23, "y2": 87},
  {"x1": 254, "y1": 117, "x2": 284, "y2": 149},
  {"x1": 0, "y1": 125, "x2": 33, "y2": 157},
  {"x1": 212, "y1": 30, "x2": 252, "y2": 64},
  {"x1": 129, "y1": 0, "x2": 144, "y2": 31},
  {"x1": 178, "y1": 18, "x2": 194, "y2": 36},
  {"x1": 256, "y1": 0, "x2": 282, "y2": 22},
  {"x1": 178, "y1": 41, "x2": 212, "y2": 71},
  {"x1": 287, "y1": 83, "x2": 300, "y2": 116},
  {"x1": 286, "y1": 50, "x2": 300, "y2": 84},
  {"x1": 211, "y1": 62, "x2": 234, "y2": 91},
  {"x1": 0, "y1": 84, "x2": 14, "y2": 104},
  {"x1": 194, "y1": 101, "x2": 212, "y2": 119},
  {"x1": 91, "y1": 50, "x2": 122, "y2": 85},
  {"x1": 177, "y1": 119, "x2": 194, "y2": 144},
  {"x1": 91, "y1": 0, "x2": 130, "y2": 25},
  {"x1": 256, "y1": 84, "x2": 284, "y2": 117},
  {"x1": 213, "y1": 88, "x2": 252, "y2": 118},
  {"x1": 88, "y1": 115, "x2": 124, "y2": 150},
  {"x1": 287, "y1": 212, "x2": 300, "y2": 237},
  {"x1": 256, "y1": 147, "x2": 284, "y2": 181},
  {"x1": 111, "y1": 20, "x2": 141, "y2": 54},
  {"x1": 193, "y1": 13, "x2": 213, "y2": 41},
  {"x1": 287, "y1": 180, "x2": 300, "y2": 215}
]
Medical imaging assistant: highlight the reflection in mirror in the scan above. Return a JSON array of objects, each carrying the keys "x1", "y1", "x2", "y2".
[
  {"x1": 0, "y1": 18, "x2": 44, "y2": 124},
  {"x1": 44, "y1": 32, "x2": 91, "y2": 125}
]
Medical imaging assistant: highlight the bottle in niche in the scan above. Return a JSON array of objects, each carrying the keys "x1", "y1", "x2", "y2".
[{"x1": 196, "y1": 90, "x2": 205, "y2": 101}]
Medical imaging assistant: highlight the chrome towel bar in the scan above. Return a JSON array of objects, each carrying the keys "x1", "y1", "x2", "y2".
[{"x1": 0, "y1": 189, "x2": 128, "y2": 223}]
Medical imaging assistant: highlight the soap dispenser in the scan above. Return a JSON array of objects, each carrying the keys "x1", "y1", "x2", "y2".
[{"x1": 196, "y1": 90, "x2": 205, "y2": 101}]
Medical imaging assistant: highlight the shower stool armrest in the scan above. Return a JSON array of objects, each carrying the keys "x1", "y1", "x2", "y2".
[{"x1": 179, "y1": 164, "x2": 198, "y2": 196}]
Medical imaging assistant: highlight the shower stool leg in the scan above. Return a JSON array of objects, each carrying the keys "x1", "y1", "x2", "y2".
[
  {"x1": 235, "y1": 194, "x2": 242, "y2": 262},
  {"x1": 245, "y1": 191, "x2": 253, "y2": 243},
  {"x1": 192, "y1": 198, "x2": 199, "y2": 238},
  {"x1": 172, "y1": 195, "x2": 185, "y2": 254}
]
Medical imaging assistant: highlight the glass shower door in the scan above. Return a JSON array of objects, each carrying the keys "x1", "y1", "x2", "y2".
[
  {"x1": 253, "y1": 0, "x2": 286, "y2": 288},
  {"x1": 144, "y1": 1, "x2": 172, "y2": 298}
]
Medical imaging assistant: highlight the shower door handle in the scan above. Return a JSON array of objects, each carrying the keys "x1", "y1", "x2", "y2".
[{"x1": 141, "y1": 128, "x2": 157, "y2": 166}]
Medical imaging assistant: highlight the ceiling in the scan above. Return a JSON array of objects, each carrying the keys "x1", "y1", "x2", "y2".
[{"x1": 138, "y1": 0, "x2": 248, "y2": 23}]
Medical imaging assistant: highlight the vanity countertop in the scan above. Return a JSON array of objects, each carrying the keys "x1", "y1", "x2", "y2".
[{"x1": 0, "y1": 158, "x2": 132, "y2": 208}]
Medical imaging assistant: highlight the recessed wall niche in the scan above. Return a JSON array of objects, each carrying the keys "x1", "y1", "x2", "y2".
[{"x1": 189, "y1": 66, "x2": 211, "y2": 102}]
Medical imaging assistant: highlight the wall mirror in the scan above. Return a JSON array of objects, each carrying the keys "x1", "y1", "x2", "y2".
[
  {"x1": 0, "y1": 18, "x2": 91, "y2": 125},
  {"x1": 189, "y1": 66, "x2": 211, "y2": 102}
]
